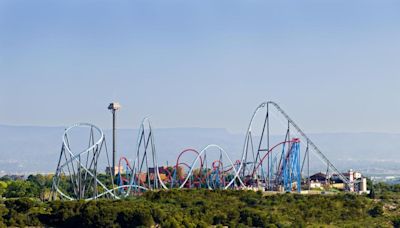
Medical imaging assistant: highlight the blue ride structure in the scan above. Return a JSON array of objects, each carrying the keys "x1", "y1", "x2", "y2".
[{"x1": 281, "y1": 139, "x2": 301, "y2": 192}]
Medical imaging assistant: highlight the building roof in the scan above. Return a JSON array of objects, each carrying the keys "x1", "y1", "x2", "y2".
[{"x1": 310, "y1": 172, "x2": 327, "y2": 182}]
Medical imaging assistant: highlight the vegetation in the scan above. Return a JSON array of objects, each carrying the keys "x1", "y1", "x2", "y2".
[
  {"x1": 0, "y1": 175, "x2": 400, "y2": 227},
  {"x1": 0, "y1": 174, "x2": 53, "y2": 201}
]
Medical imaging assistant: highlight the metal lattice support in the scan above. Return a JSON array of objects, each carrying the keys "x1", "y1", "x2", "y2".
[
  {"x1": 282, "y1": 139, "x2": 301, "y2": 192},
  {"x1": 112, "y1": 118, "x2": 168, "y2": 197},
  {"x1": 50, "y1": 123, "x2": 117, "y2": 200}
]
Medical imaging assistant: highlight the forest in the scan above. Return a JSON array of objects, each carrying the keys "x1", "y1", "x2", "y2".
[{"x1": 0, "y1": 174, "x2": 400, "y2": 227}]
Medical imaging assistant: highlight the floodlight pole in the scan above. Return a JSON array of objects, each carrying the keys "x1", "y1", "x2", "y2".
[
  {"x1": 112, "y1": 109, "x2": 116, "y2": 176},
  {"x1": 108, "y1": 102, "x2": 120, "y2": 176}
]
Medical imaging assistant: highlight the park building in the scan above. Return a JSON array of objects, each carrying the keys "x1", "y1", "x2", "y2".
[
  {"x1": 309, "y1": 172, "x2": 329, "y2": 186},
  {"x1": 310, "y1": 169, "x2": 369, "y2": 194}
]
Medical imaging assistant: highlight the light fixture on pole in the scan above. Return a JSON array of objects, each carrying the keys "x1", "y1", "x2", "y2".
[{"x1": 108, "y1": 102, "x2": 121, "y2": 176}]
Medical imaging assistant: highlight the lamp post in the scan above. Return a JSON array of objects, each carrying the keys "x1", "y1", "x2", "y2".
[{"x1": 108, "y1": 102, "x2": 121, "y2": 176}]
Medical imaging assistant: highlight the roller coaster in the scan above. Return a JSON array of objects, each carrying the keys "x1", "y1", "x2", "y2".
[{"x1": 51, "y1": 101, "x2": 351, "y2": 200}]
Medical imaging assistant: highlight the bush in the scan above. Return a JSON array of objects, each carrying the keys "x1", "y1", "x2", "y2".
[
  {"x1": 369, "y1": 204, "x2": 384, "y2": 218},
  {"x1": 393, "y1": 217, "x2": 400, "y2": 228}
]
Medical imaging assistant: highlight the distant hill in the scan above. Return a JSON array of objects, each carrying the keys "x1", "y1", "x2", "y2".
[{"x1": 0, "y1": 124, "x2": 399, "y2": 175}]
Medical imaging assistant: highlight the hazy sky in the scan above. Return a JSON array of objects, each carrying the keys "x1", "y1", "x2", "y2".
[{"x1": 1, "y1": 0, "x2": 399, "y2": 134}]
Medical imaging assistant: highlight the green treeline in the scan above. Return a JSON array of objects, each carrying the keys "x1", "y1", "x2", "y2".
[
  {"x1": 1, "y1": 175, "x2": 400, "y2": 227},
  {"x1": 0, "y1": 189, "x2": 399, "y2": 227}
]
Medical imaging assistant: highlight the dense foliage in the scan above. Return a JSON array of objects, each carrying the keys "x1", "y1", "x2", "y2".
[
  {"x1": 0, "y1": 189, "x2": 399, "y2": 227},
  {"x1": 0, "y1": 174, "x2": 53, "y2": 200},
  {"x1": 1, "y1": 175, "x2": 400, "y2": 227}
]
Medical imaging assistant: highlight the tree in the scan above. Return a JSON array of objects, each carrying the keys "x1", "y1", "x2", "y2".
[
  {"x1": 0, "y1": 203, "x2": 9, "y2": 226},
  {"x1": 4, "y1": 180, "x2": 38, "y2": 198},
  {"x1": 27, "y1": 174, "x2": 52, "y2": 200},
  {"x1": 0, "y1": 181, "x2": 8, "y2": 197},
  {"x1": 369, "y1": 186, "x2": 376, "y2": 199}
]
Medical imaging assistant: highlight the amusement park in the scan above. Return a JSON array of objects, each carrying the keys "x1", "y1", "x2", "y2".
[
  {"x1": 50, "y1": 101, "x2": 369, "y2": 201},
  {"x1": 3, "y1": 0, "x2": 400, "y2": 226}
]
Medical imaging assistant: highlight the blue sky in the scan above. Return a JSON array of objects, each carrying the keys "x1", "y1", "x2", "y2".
[{"x1": 0, "y1": 0, "x2": 399, "y2": 133}]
